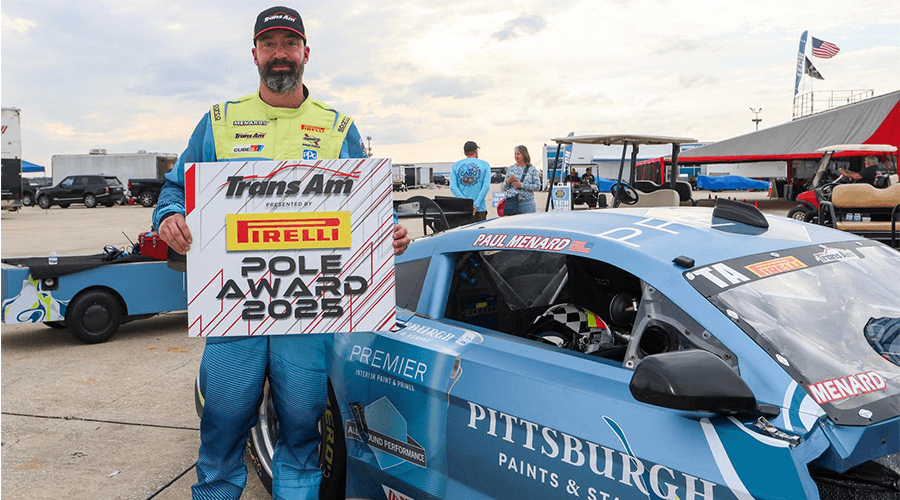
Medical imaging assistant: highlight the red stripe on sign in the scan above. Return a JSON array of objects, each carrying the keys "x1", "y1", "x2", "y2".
[{"x1": 186, "y1": 164, "x2": 196, "y2": 216}]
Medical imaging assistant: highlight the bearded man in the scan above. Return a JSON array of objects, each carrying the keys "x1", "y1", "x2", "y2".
[{"x1": 152, "y1": 7, "x2": 409, "y2": 500}]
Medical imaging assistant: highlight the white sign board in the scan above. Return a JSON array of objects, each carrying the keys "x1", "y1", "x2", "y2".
[
  {"x1": 550, "y1": 185, "x2": 571, "y2": 211},
  {"x1": 185, "y1": 158, "x2": 396, "y2": 336},
  {"x1": 491, "y1": 191, "x2": 506, "y2": 208}
]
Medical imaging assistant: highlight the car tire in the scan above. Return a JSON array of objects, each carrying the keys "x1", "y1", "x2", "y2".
[
  {"x1": 84, "y1": 194, "x2": 98, "y2": 208},
  {"x1": 38, "y1": 195, "x2": 51, "y2": 209},
  {"x1": 59, "y1": 203, "x2": 70, "y2": 208},
  {"x1": 22, "y1": 193, "x2": 34, "y2": 207},
  {"x1": 787, "y1": 206, "x2": 812, "y2": 221},
  {"x1": 246, "y1": 380, "x2": 276, "y2": 495},
  {"x1": 138, "y1": 192, "x2": 157, "y2": 207},
  {"x1": 65, "y1": 289, "x2": 123, "y2": 344}
]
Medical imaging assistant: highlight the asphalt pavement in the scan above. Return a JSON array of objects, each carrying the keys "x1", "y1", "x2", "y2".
[{"x1": 0, "y1": 186, "x2": 792, "y2": 499}]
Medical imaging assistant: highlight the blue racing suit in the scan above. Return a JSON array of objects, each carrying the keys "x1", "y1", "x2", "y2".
[{"x1": 153, "y1": 87, "x2": 366, "y2": 500}]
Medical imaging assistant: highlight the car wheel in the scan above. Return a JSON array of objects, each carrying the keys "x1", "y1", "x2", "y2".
[
  {"x1": 59, "y1": 203, "x2": 70, "y2": 208},
  {"x1": 246, "y1": 380, "x2": 276, "y2": 495},
  {"x1": 138, "y1": 192, "x2": 157, "y2": 207},
  {"x1": 65, "y1": 289, "x2": 123, "y2": 344},
  {"x1": 22, "y1": 193, "x2": 34, "y2": 206},
  {"x1": 38, "y1": 195, "x2": 51, "y2": 209},
  {"x1": 84, "y1": 194, "x2": 98, "y2": 208},
  {"x1": 787, "y1": 205, "x2": 812, "y2": 221}
]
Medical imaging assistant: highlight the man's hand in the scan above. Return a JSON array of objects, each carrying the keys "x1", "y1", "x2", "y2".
[
  {"x1": 839, "y1": 168, "x2": 859, "y2": 180},
  {"x1": 158, "y1": 213, "x2": 193, "y2": 255},
  {"x1": 393, "y1": 224, "x2": 410, "y2": 256}
]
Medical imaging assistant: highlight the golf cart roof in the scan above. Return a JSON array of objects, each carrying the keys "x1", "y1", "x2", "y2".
[
  {"x1": 551, "y1": 134, "x2": 697, "y2": 146},
  {"x1": 814, "y1": 144, "x2": 897, "y2": 153}
]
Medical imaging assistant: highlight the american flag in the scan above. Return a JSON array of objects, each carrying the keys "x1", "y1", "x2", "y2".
[{"x1": 811, "y1": 37, "x2": 840, "y2": 58}]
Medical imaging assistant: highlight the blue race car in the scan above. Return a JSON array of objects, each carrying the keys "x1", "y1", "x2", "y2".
[{"x1": 326, "y1": 199, "x2": 900, "y2": 500}]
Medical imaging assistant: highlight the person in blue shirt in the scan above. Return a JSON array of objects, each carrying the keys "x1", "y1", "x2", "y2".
[{"x1": 450, "y1": 140, "x2": 491, "y2": 221}]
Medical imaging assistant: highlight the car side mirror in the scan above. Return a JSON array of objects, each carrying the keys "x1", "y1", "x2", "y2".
[{"x1": 630, "y1": 350, "x2": 757, "y2": 414}]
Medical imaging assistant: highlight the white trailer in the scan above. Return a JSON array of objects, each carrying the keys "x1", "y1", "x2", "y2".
[
  {"x1": 2, "y1": 108, "x2": 23, "y2": 210},
  {"x1": 51, "y1": 151, "x2": 177, "y2": 184}
]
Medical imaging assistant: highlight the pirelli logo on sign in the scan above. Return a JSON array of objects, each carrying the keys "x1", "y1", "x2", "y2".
[{"x1": 226, "y1": 212, "x2": 351, "y2": 251}]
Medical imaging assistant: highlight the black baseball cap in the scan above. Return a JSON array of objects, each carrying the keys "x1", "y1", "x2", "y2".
[
  {"x1": 464, "y1": 141, "x2": 479, "y2": 153},
  {"x1": 254, "y1": 6, "x2": 306, "y2": 42}
]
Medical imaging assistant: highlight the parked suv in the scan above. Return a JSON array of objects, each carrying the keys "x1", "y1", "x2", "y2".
[{"x1": 36, "y1": 175, "x2": 125, "y2": 209}]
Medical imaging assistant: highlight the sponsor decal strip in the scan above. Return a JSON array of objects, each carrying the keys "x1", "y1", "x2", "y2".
[
  {"x1": 472, "y1": 233, "x2": 576, "y2": 252},
  {"x1": 346, "y1": 420, "x2": 426, "y2": 468},
  {"x1": 807, "y1": 371, "x2": 886, "y2": 404},
  {"x1": 744, "y1": 256, "x2": 807, "y2": 278}
]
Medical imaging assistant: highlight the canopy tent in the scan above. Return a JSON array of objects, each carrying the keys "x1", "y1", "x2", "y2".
[
  {"x1": 677, "y1": 90, "x2": 900, "y2": 164},
  {"x1": 22, "y1": 160, "x2": 45, "y2": 173}
]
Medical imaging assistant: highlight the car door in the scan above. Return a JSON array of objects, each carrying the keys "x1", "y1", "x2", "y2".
[
  {"x1": 334, "y1": 245, "x2": 820, "y2": 500},
  {"x1": 72, "y1": 176, "x2": 89, "y2": 201},
  {"x1": 55, "y1": 176, "x2": 76, "y2": 202}
]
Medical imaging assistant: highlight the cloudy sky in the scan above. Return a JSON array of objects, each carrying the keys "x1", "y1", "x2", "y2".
[{"x1": 2, "y1": 0, "x2": 899, "y2": 172}]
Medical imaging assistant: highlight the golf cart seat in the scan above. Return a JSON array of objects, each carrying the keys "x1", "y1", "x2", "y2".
[
  {"x1": 630, "y1": 189, "x2": 680, "y2": 207},
  {"x1": 633, "y1": 180, "x2": 695, "y2": 205},
  {"x1": 819, "y1": 183, "x2": 900, "y2": 247}
]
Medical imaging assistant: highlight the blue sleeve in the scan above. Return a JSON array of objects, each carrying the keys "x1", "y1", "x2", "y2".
[
  {"x1": 450, "y1": 162, "x2": 463, "y2": 198},
  {"x1": 152, "y1": 113, "x2": 216, "y2": 229},
  {"x1": 524, "y1": 166, "x2": 541, "y2": 192},
  {"x1": 476, "y1": 162, "x2": 492, "y2": 209},
  {"x1": 341, "y1": 123, "x2": 368, "y2": 159}
]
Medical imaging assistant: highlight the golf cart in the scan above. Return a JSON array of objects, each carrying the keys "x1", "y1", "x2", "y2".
[
  {"x1": 787, "y1": 144, "x2": 899, "y2": 222},
  {"x1": 545, "y1": 134, "x2": 697, "y2": 210}
]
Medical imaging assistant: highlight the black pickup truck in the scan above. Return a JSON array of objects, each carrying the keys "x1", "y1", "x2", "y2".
[{"x1": 127, "y1": 178, "x2": 166, "y2": 207}]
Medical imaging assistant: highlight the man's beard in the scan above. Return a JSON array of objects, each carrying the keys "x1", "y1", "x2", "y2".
[{"x1": 260, "y1": 58, "x2": 304, "y2": 94}]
